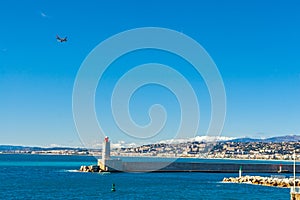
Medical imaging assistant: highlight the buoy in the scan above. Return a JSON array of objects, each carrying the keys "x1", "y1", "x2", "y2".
[{"x1": 111, "y1": 183, "x2": 116, "y2": 192}]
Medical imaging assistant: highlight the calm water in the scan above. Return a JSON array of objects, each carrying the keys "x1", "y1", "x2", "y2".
[{"x1": 0, "y1": 154, "x2": 290, "y2": 199}]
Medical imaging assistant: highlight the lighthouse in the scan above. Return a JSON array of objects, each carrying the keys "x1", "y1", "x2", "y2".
[
  {"x1": 102, "y1": 136, "x2": 110, "y2": 160},
  {"x1": 99, "y1": 136, "x2": 111, "y2": 171},
  {"x1": 98, "y1": 136, "x2": 123, "y2": 171}
]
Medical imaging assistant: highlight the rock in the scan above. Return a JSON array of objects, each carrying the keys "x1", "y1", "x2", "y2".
[
  {"x1": 79, "y1": 165, "x2": 101, "y2": 173},
  {"x1": 79, "y1": 166, "x2": 84, "y2": 171},
  {"x1": 223, "y1": 178, "x2": 229, "y2": 182}
]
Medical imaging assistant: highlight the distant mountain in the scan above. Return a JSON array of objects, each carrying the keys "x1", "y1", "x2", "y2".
[
  {"x1": 227, "y1": 137, "x2": 261, "y2": 143},
  {"x1": 227, "y1": 135, "x2": 300, "y2": 143},
  {"x1": 0, "y1": 145, "x2": 29, "y2": 151},
  {"x1": 158, "y1": 135, "x2": 300, "y2": 144},
  {"x1": 1, "y1": 135, "x2": 300, "y2": 151},
  {"x1": 264, "y1": 135, "x2": 300, "y2": 143},
  {"x1": 0, "y1": 145, "x2": 88, "y2": 152},
  {"x1": 158, "y1": 136, "x2": 236, "y2": 144}
]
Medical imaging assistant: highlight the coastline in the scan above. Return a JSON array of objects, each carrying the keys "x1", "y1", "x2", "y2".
[
  {"x1": 1, "y1": 153, "x2": 299, "y2": 163},
  {"x1": 1, "y1": 153, "x2": 299, "y2": 173}
]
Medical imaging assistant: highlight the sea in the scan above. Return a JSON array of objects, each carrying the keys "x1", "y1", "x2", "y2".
[{"x1": 0, "y1": 154, "x2": 291, "y2": 199}]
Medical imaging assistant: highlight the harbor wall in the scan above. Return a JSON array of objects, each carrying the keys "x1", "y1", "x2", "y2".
[{"x1": 120, "y1": 162, "x2": 300, "y2": 173}]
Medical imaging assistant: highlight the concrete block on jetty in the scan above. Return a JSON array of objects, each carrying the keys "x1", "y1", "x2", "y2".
[{"x1": 223, "y1": 176, "x2": 300, "y2": 188}]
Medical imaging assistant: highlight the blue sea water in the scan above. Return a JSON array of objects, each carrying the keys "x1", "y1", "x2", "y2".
[{"x1": 0, "y1": 154, "x2": 290, "y2": 199}]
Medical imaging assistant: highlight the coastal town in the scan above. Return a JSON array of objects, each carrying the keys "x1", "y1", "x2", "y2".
[
  {"x1": 112, "y1": 140, "x2": 300, "y2": 160},
  {"x1": 0, "y1": 146, "x2": 93, "y2": 155},
  {"x1": 3, "y1": 137, "x2": 300, "y2": 161}
]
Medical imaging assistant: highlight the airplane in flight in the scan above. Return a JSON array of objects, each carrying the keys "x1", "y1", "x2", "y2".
[{"x1": 56, "y1": 35, "x2": 67, "y2": 43}]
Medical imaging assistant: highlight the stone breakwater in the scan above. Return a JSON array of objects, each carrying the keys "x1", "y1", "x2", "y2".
[{"x1": 223, "y1": 176, "x2": 300, "y2": 188}]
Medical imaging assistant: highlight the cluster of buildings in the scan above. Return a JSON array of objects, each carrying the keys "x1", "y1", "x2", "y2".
[
  {"x1": 111, "y1": 141, "x2": 300, "y2": 160},
  {"x1": 209, "y1": 141, "x2": 300, "y2": 160}
]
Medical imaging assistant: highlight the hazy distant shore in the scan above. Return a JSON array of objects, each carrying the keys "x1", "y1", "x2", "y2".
[{"x1": 1, "y1": 152, "x2": 299, "y2": 163}]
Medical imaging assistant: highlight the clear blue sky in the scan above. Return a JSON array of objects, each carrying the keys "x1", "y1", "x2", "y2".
[{"x1": 0, "y1": 0, "x2": 300, "y2": 147}]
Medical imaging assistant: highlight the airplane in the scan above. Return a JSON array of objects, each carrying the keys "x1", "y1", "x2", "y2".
[{"x1": 56, "y1": 35, "x2": 67, "y2": 42}]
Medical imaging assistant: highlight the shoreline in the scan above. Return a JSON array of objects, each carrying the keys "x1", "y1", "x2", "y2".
[{"x1": 1, "y1": 153, "x2": 300, "y2": 163}]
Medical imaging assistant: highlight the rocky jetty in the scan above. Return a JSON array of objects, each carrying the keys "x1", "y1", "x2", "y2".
[
  {"x1": 223, "y1": 175, "x2": 300, "y2": 188},
  {"x1": 79, "y1": 165, "x2": 102, "y2": 172}
]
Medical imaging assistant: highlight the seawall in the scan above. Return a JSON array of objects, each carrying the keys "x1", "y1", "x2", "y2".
[
  {"x1": 110, "y1": 160, "x2": 300, "y2": 173},
  {"x1": 122, "y1": 162, "x2": 300, "y2": 173}
]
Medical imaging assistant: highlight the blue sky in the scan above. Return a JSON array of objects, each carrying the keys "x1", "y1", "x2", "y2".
[{"x1": 0, "y1": 0, "x2": 300, "y2": 147}]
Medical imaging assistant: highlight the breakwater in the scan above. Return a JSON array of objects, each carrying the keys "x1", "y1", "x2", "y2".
[
  {"x1": 120, "y1": 161, "x2": 300, "y2": 172},
  {"x1": 82, "y1": 158, "x2": 300, "y2": 173},
  {"x1": 120, "y1": 159, "x2": 300, "y2": 173},
  {"x1": 223, "y1": 175, "x2": 300, "y2": 188}
]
